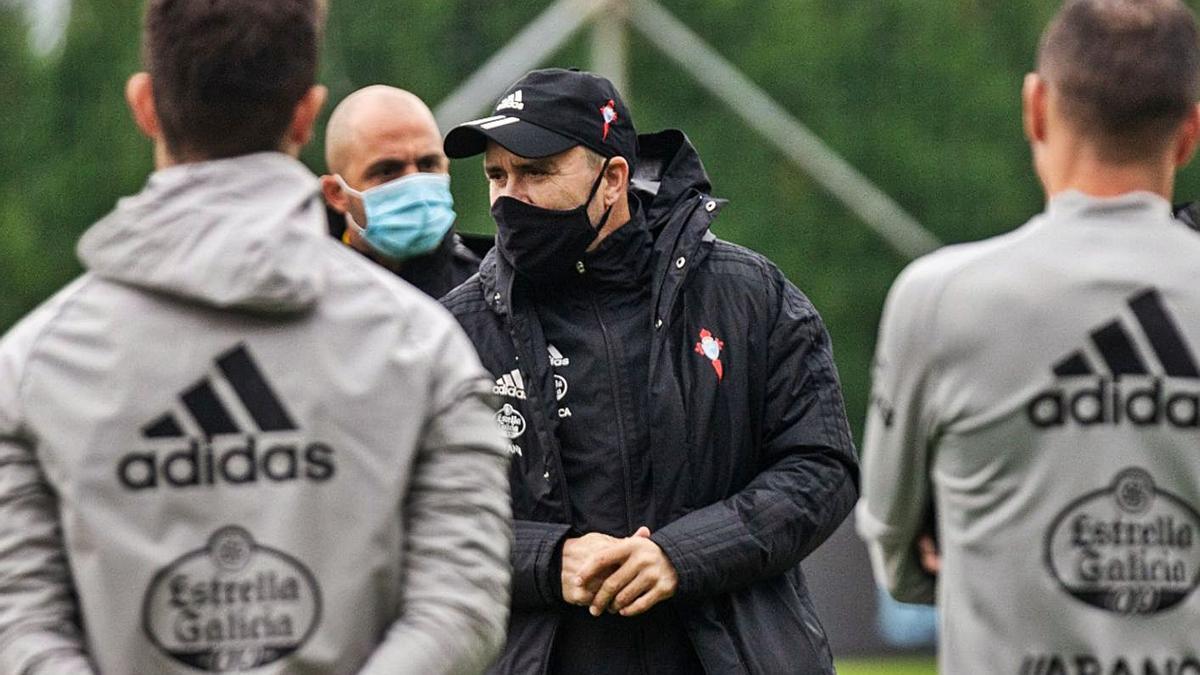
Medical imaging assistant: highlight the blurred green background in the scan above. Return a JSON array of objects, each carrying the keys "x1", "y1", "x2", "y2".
[
  {"x1": 840, "y1": 659, "x2": 935, "y2": 675},
  {"x1": 0, "y1": 0, "x2": 1078, "y2": 441},
  {"x1": 4, "y1": 2, "x2": 1200, "y2": 671}
]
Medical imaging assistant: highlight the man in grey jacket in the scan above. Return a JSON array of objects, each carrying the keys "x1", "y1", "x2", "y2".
[
  {"x1": 859, "y1": 1, "x2": 1200, "y2": 673},
  {"x1": 0, "y1": 1, "x2": 512, "y2": 673}
]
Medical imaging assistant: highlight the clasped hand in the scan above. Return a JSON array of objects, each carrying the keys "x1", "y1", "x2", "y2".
[{"x1": 560, "y1": 526, "x2": 678, "y2": 618}]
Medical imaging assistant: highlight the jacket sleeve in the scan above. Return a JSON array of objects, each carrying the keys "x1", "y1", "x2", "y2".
[
  {"x1": 855, "y1": 261, "x2": 944, "y2": 604},
  {"x1": 358, "y1": 318, "x2": 513, "y2": 675},
  {"x1": 650, "y1": 275, "x2": 859, "y2": 600},
  {"x1": 0, "y1": 305, "x2": 97, "y2": 674},
  {"x1": 510, "y1": 520, "x2": 571, "y2": 609}
]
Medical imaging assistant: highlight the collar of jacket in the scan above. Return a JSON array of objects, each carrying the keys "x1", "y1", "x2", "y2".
[
  {"x1": 393, "y1": 230, "x2": 471, "y2": 292},
  {"x1": 77, "y1": 152, "x2": 328, "y2": 314},
  {"x1": 578, "y1": 198, "x2": 652, "y2": 287},
  {"x1": 480, "y1": 129, "x2": 725, "y2": 318},
  {"x1": 632, "y1": 129, "x2": 714, "y2": 229},
  {"x1": 526, "y1": 197, "x2": 655, "y2": 296},
  {"x1": 635, "y1": 129, "x2": 726, "y2": 327}
]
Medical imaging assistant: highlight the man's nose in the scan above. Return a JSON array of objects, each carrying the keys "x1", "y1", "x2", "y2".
[{"x1": 496, "y1": 178, "x2": 529, "y2": 203}]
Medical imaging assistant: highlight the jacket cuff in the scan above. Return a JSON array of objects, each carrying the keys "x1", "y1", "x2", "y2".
[
  {"x1": 512, "y1": 521, "x2": 572, "y2": 606},
  {"x1": 0, "y1": 626, "x2": 95, "y2": 675},
  {"x1": 649, "y1": 530, "x2": 696, "y2": 598}
]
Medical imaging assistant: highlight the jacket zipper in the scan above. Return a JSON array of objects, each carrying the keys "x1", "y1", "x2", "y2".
[
  {"x1": 649, "y1": 199, "x2": 706, "y2": 385},
  {"x1": 510, "y1": 320, "x2": 573, "y2": 525},
  {"x1": 590, "y1": 289, "x2": 637, "y2": 535}
]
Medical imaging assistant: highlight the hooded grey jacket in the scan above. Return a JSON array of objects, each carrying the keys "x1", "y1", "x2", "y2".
[{"x1": 0, "y1": 153, "x2": 512, "y2": 674}]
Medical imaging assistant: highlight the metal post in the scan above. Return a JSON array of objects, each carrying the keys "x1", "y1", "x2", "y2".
[
  {"x1": 591, "y1": 0, "x2": 629, "y2": 98},
  {"x1": 434, "y1": 0, "x2": 618, "y2": 130},
  {"x1": 630, "y1": 0, "x2": 941, "y2": 259}
]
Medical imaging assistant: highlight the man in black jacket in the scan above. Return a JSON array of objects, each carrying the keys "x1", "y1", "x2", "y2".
[
  {"x1": 442, "y1": 68, "x2": 858, "y2": 674},
  {"x1": 320, "y1": 85, "x2": 481, "y2": 298}
]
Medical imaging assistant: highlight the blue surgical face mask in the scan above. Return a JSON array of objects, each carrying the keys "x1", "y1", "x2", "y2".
[{"x1": 336, "y1": 172, "x2": 456, "y2": 261}]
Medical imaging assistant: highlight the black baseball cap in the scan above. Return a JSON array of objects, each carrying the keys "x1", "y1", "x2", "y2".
[{"x1": 444, "y1": 68, "x2": 637, "y2": 163}]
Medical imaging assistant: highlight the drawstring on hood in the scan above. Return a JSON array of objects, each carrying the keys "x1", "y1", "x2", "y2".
[{"x1": 78, "y1": 152, "x2": 329, "y2": 314}]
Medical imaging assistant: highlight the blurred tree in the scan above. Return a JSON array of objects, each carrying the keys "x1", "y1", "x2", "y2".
[{"x1": 4, "y1": 0, "x2": 1200, "y2": 440}]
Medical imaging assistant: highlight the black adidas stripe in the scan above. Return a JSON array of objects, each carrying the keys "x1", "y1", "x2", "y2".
[
  {"x1": 181, "y1": 379, "x2": 241, "y2": 438},
  {"x1": 1049, "y1": 287, "x2": 1199, "y2": 381},
  {"x1": 1089, "y1": 321, "x2": 1148, "y2": 377},
  {"x1": 143, "y1": 413, "x2": 184, "y2": 439},
  {"x1": 216, "y1": 344, "x2": 298, "y2": 432},
  {"x1": 142, "y1": 344, "x2": 298, "y2": 439},
  {"x1": 1052, "y1": 352, "x2": 1093, "y2": 377},
  {"x1": 1128, "y1": 289, "x2": 1200, "y2": 378}
]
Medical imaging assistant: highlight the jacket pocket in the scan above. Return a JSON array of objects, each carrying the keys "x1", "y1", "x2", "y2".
[{"x1": 719, "y1": 576, "x2": 833, "y2": 675}]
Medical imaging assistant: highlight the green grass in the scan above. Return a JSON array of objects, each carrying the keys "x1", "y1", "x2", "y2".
[{"x1": 835, "y1": 657, "x2": 937, "y2": 675}]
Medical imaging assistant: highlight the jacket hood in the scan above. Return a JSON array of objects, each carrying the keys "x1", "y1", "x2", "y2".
[
  {"x1": 78, "y1": 152, "x2": 329, "y2": 313},
  {"x1": 631, "y1": 129, "x2": 714, "y2": 228}
]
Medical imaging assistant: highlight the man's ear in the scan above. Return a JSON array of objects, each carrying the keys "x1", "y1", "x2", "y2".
[
  {"x1": 285, "y1": 85, "x2": 328, "y2": 153},
  {"x1": 125, "y1": 72, "x2": 160, "y2": 141},
  {"x1": 320, "y1": 174, "x2": 348, "y2": 214},
  {"x1": 1173, "y1": 102, "x2": 1200, "y2": 168},
  {"x1": 603, "y1": 156, "x2": 630, "y2": 208},
  {"x1": 1022, "y1": 72, "x2": 1047, "y2": 145}
]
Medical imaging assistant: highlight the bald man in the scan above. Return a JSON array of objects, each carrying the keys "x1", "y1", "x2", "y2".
[{"x1": 321, "y1": 85, "x2": 481, "y2": 298}]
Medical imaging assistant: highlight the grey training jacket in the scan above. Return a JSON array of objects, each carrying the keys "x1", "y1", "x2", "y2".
[
  {"x1": 0, "y1": 153, "x2": 512, "y2": 674},
  {"x1": 858, "y1": 191, "x2": 1200, "y2": 675}
]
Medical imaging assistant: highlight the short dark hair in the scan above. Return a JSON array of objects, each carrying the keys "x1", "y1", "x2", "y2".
[
  {"x1": 1039, "y1": 0, "x2": 1200, "y2": 162},
  {"x1": 143, "y1": 0, "x2": 323, "y2": 160}
]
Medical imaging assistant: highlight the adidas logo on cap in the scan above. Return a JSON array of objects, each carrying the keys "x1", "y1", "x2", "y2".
[
  {"x1": 119, "y1": 344, "x2": 336, "y2": 491},
  {"x1": 1028, "y1": 288, "x2": 1200, "y2": 428},
  {"x1": 496, "y1": 90, "x2": 524, "y2": 112}
]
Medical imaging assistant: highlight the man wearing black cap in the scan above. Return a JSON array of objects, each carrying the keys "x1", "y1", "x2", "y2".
[{"x1": 442, "y1": 68, "x2": 858, "y2": 674}]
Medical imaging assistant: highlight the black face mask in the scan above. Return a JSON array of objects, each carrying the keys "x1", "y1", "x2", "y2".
[{"x1": 492, "y1": 158, "x2": 613, "y2": 285}]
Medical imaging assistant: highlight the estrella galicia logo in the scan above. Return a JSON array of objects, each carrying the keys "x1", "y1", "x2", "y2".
[
  {"x1": 1027, "y1": 288, "x2": 1200, "y2": 428},
  {"x1": 495, "y1": 403, "x2": 526, "y2": 440},
  {"x1": 143, "y1": 526, "x2": 322, "y2": 671},
  {"x1": 120, "y1": 344, "x2": 336, "y2": 491},
  {"x1": 1044, "y1": 468, "x2": 1200, "y2": 615},
  {"x1": 495, "y1": 403, "x2": 526, "y2": 457}
]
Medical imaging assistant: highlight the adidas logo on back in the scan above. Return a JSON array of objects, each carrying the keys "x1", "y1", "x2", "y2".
[
  {"x1": 496, "y1": 90, "x2": 524, "y2": 112},
  {"x1": 1028, "y1": 288, "x2": 1200, "y2": 428},
  {"x1": 119, "y1": 344, "x2": 336, "y2": 491}
]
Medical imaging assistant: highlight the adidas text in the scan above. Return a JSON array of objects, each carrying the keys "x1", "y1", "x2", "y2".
[
  {"x1": 1027, "y1": 378, "x2": 1200, "y2": 428},
  {"x1": 118, "y1": 438, "x2": 336, "y2": 491}
]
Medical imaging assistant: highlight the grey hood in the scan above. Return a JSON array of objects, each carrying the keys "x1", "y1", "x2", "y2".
[{"x1": 78, "y1": 152, "x2": 329, "y2": 313}]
